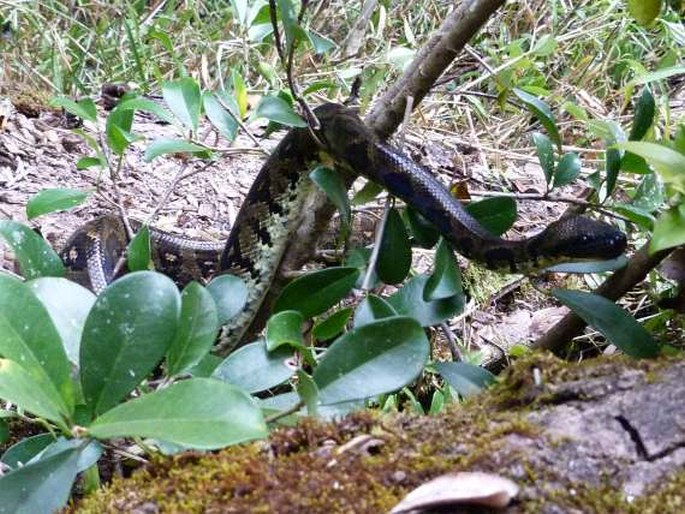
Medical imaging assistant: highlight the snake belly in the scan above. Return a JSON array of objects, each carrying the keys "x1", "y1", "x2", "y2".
[{"x1": 60, "y1": 103, "x2": 627, "y2": 353}]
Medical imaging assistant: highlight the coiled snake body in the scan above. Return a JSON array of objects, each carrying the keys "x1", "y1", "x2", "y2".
[{"x1": 61, "y1": 103, "x2": 627, "y2": 352}]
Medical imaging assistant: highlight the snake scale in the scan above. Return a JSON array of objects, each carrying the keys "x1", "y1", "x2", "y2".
[{"x1": 60, "y1": 103, "x2": 627, "y2": 352}]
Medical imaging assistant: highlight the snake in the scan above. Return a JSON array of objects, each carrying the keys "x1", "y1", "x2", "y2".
[{"x1": 60, "y1": 103, "x2": 627, "y2": 353}]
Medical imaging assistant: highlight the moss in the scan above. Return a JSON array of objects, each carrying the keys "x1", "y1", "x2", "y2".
[{"x1": 71, "y1": 355, "x2": 685, "y2": 513}]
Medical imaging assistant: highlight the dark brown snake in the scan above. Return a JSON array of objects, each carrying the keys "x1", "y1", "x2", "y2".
[{"x1": 60, "y1": 103, "x2": 627, "y2": 352}]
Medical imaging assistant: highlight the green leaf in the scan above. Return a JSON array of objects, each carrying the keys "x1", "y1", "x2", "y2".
[
  {"x1": 434, "y1": 362, "x2": 496, "y2": 397},
  {"x1": 313, "y1": 317, "x2": 429, "y2": 405},
  {"x1": 49, "y1": 96, "x2": 97, "y2": 123},
  {"x1": 552, "y1": 289, "x2": 659, "y2": 358},
  {"x1": 617, "y1": 142, "x2": 685, "y2": 193},
  {"x1": 28, "y1": 277, "x2": 96, "y2": 365},
  {"x1": 633, "y1": 173, "x2": 664, "y2": 212},
  {"x1": 612, "y1": 204, "x2": 654, "y2": 230},
  {"x1": 0, "y1": 444, "x2": 82, "y2": 514},
  {"x1": 388, "y1": 274, "x2": 464, "y2": 327},
  {"x1": 651, "y1": 204, "x2": 685, "y2": 253},
  {"x1": 162, "y1": 77, "x2": 202, "y2": 134},
  {"x1": 0, "y1": 220, "x2": 64, "y2": 279},
  {"x1": 26, "y1": 188, "x2": 89, "y2": 219},
  {"x1": 206, "y1": 275, "x2": 248, "y2": 325},
  {"x1": 114, "y1": 97, "x2": 174, "y2": 123},
  {"x1": 351, "y1": 180, "x2": 383, "y2": 205},
  {"x1": 76, "y1": 156, "x2": 105, "y2": 170},
  {"x1": 80, "y1": 271, "x2": 181, "y2": 416},
  {"x1": 274, "y1": 267, "x2": 359, "y2": 319},
  {"x1": 89, "y1": 378, "x2": 267, "y2": 449},
  {"x1": 265, "y1": 310, "x2": 305, "y2": 351},
  {"x1": 376, "y1": 207, "x2": 412, "y2": 285},
  {"x1": 532, "y1": 132, "x2": 555, "y2": 185},
  {"x1": 626, "y1": 65, "x2": 685, "y2": 88},
  {"x1": 544, "y1": 256, "x2": 629, "y2": 274},
  {"x1": 166, "y1": 282, "x2": 219, "y2": 376},
  {"x1": 0, "y1": 359, "x2": 69, "y2": 424},
  {"x1": 312, "y1": 308, "x2": 353, "y2": 341},
  {"x1": 232, "y1": 70, "x2": 248, "y2": 117},
  {"x1": 296, "y1": 370, "x2": 319, "y2": 415},
  {"x1": 424, "y1": 238, "x2": 463, "y2": 301},
  {"x1": 310, "y1": 166, "x2": 351, "y2": 226},
  {"x1": 627, "y1": 0, "x2": 662, "y2": 25},
  {"x1": 1, "y1": 433, "x2": 55, "y2": 469},
  {"x1": 605, "y1": 147, "x2": 621, "y2": 196},
  {"x1": 254, "y1": 96, "x2": 307, "y2": 127},
  {"x1": 405, "y1": 206, "x2": 440, "y2": 248},
  {"x1": 354, "y1": 295, "x2": 397, "y2": 328},
  {"x1": 466, "y1": 197, "x2": 517, "y2": 236},
  {"x1": 512, "y1": 88, "x2": 561, "y2": 149},
  {"x1": 144, "y1": 138, "x2": 209, "y2": 161},
  {"x1": 277, "y1": 0, "x2": 298, "y2": 51},
  {"x1": 620, "y1": 151, "x2": 651, "y2": 174},
  {"x1": 203, "y1": 91, "x2": 239, "y2": 142},
  {"x1": 0, "y1": 275, "x2": 73, "y2": 414},
  {"x1": 106, "y1": 106, "x2": 137, "y2": 155},
  {"x1": 127, "y1": 224, "x2": 152, "y2": 272},
  {"x1": 306, "y1": 29, "x2": 336, "y2": 54},
  {"x1": 552, "y1": 152, "x2": 581, "y2": 188},
  {"x1": 531, "y1": 34, "x2": 557, "y2": 56},
  {"x1": 212, "y1": 340, "x2": 295, "y2": 394},
  {"x1": 629, "y1": 88, "x2": 656, "y2": 141}
]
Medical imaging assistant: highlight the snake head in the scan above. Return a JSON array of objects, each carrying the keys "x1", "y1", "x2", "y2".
[{"x1": 530, "y1": 215, "x2": 627, "y2": 262}]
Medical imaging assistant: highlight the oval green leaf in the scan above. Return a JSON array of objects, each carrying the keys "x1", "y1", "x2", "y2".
[
  {"x1": 312, "y1": 307, "x2": 353, "y2": 341},
  {"x1": 424, "y1": 238, "x2": 463, "y2": 301},
  {"x1": 376, "y1": 207, "x2": 412, "y2": 285},
  {"x1": 254, "y1": 96, "x2": 306, "y2": 127},
  {"x1": 466, "y1": 197, "x2": 516, "y2": 235},
  {"x1": 166, "y1": 282, "x2": 219, "y2": 376},
  {"x1": 310, "y1": 166, "x2": 351, "y2": 226},
  {"x1": 162, "y1": 77, "x2": 202, "y2": 134},
  {"x1": 0, "y1": 220, "x2": 64, "y2": 279},
  {"x1": 353, "y1": 294, "x2": 397, "y2": 328},
  {"x1": 434, "y1": 361, "x2": 496, "y2": 397},
  {"x1": 651, "y1": 204, "x2": 685, "y2": 253},
  {"x1": 114, "y1": 97, "x2": 174, "y2": 124},
  {"x1": 552, "y1": 152, "x2": 581, "y2": 189},
  {"x1": 28, "y1": 277, "x2": 96, "y2": 365},
  {"x1": 629, "y1": 88, "x2": 656, "y2": 141},
  {"x1": 617, "y1": 142, "x2": 685, "y2": 193},
  {"x1": 532, "y1": 132, "x2": 555, "y2": 184},
  {"x1": 80, "y1": 271, "x2": 181, "y2": 416},
  {"x1": 1, "y1": 433, "x2": 55, "y2": 469},
  {"x1": 127, "y1": 224, "x2": 152, "y2": 272},
  {"x1": 265, "y1": 310, "x2": 305, "y2": 351},
  {"x1": 274, "y1": 267, "x2": 359, "y2": 319},
  {"x1": 89, "y1": 378, "x2": 268, "y2": 449},
  {"x1": 26, "y1": 188, "x2": 89, "y2": 220},
  {"x1": 144, "y1": 138, "x2": 209, "y2": 162},
  {"x1": 203, "y1": 91, "x2": 239, "y2": 142},
  {"x1": 206, "y1": 274, "x2": 248, "y2": 325},
  {"x1": 405, "y1": 206, "x2": 440, "y2": 248},
  {"x1": 552, "y1": 289, "x2": 659, "y2": 358},
  {"x1": 627, "y1": 0, "x2": 662, "y2": 25},
  {"x1": 313, "y1": 316, "x2": 429, "y2": 405},
  {"x1": 212, "y1": 340, "x2": 295, "y2": 394},
  {"x1": 49, "y1": 96, "x2": 97, "y2": 123},
  {"x1": 513, "y1": 88, "x2": 561, "y2": 149},
  {"x1": 388, "y1": 274, "x2": 464, "y2": 327}
]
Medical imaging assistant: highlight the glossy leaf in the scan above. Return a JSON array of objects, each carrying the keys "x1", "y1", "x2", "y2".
[
  {"x1": 0, "y1": 444, "x2": 82, "y2": 514},
  {"x1": 254, "y1": 96, "x2": 306, "y2": 127},
  {"x1": 513, "y1": 88, "x2": 561, "y2": 149},
  {"x1": 552, "y1": 152, "x2": 581, "y2": 189},
  {"x1": 552, "y1": 289, "x2": 659, "y2": 358},
  {"x1": 144, "y1": 138, "x2": 209, "y2": 161},
  {"x1": 612, "y1": 205, "x2": 654, "y2": 230},
  {"x1": 76, "y1": 156, "x2": 105, "y2": 169},
  {"x1": 106, "y1": 106, "x2": 136, "y2": 155},
  {"x1": 617, "y1": 142, "x2": 685, "y2": 193},
  {"x1": 620, "y1": 151, "x2": 650, "y2": 174},
  {"x1": 405, "y1": 206, "x2": 440, "y2": 248},
  {"x1": 544, "y1": 256, "x2": 628, "y2": 274},
  {"x1": 435, "y1": 362, "x2": 496, "y2": 397},
  {"x1": 49, "y1": 97, "x2": 96, "y2": 122},
  {"x1": 89, "y1": 378, "x2": 268, "y2": 449},
  {"x1": 651, "y1": 204, "x2": 685, "y2": 253},
  {"x1": 424, "y1": 239, "x2": 463, "y2": 301},
  {"x1": 314, "y1": 317, "x2": 429, "y2": 405},
  {"x1": 532, "y1": 132, "x2": 555, "y2": 184},
  {"x1": 274, "y1": 267, "x2": 359, "y2": 319},
  {"x1": 203, "y1": 91, "x2": 239, "y2": 142},
  {"x1": 206, "y1": 275, "x2": 248, "y2": 325},
  {"x1": 28, "y1": 277, "x2": 96, "y2": 365},
  {"x1": 167, "y1": 282, "x2": 219, "y2": 376},
  {"x1": 26, "y1": 188, "x2": 89, "y2": 220},
  {"x1": 296, "y1": 370, "x2": 319, "y2": 415},
  {"x1": 466, "y1": 197, "x2": 517, "y2": 236},
  {"x1": 36, "y1": 438, "x2": 102, "y2": 474},
  {"x1": 629, "y1": 88, "x2": 656, "y2": 141},
  {"x1": 310, "y1": 166, "x2": 351, "y2": 226},
  {"x1": 0, "y1": 275, "x2": 73, "y2": 413},
  {"x1": 277, "y1": 0, "x2": 297, "y2": 51},
  {"x1": 312, "y1": 307, "x2": 353, "y2": 341},
  {"x1": 388, "y1": 274, "x2": 464, "y2": 327},
  {"x1": 633, "y1": 173, "x2": 664, "y2": 212},
  {"x1": 127, "y1": 224, "x2": 151, "y2": 272},
  {"x1": 80, "y1": 272, "x2": 180, "y2": 416},
  {"x1": 212, "y1": 340, "x2": 294, "y2": 394},
  {"x1": 627, "y1": 0, "x2": 662, "y2": 25},
  {"x1": 115, "y1": 97, "x2": 173, "y2": 123},
  {"x1": 306, "y1": 29, "x2": 335, "y2": 54},
  {"x1": 376, "y1": 207, "x2": 412, "y2": 285},
  {"x1": 351, "y1": 180, "x2": 383, "y2": 205},
  {"x1": 265, "y1": 310, "x2": 305, "y2": 351},
  {"x1": 0, "y1": 220, "x2": 64, "y2": 279},
  {"x1": 232, "y1": 70, "x2": 248, "y2": 117},
  {"x1": 1, "y1": 433, "x2": 55, "y2": 469},
  {"x1": 0, "y1": 359, "x2": 69, "y2": 425},
  {"x1": 354, "y1": 294, "x2": 397, "y2": 328},
  {"x1": 162, "y1": 77, "x2": 201, "y2": 134},
  {"x1": 605, "y1": 147, "x2": 621, "y2": 196}
]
